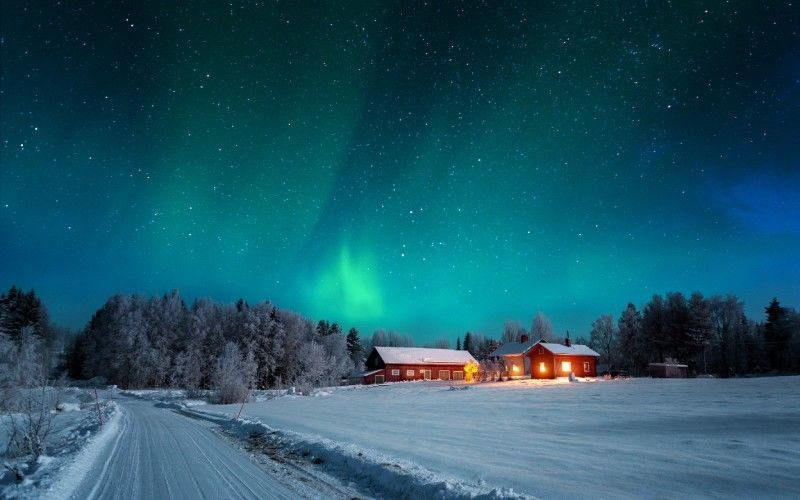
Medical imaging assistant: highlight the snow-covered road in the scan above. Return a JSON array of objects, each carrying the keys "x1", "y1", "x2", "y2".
[{"x1": 68, "y1": 397, "x2": 303, "y2": 500}]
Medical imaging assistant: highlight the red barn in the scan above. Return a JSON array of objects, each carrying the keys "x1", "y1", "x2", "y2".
[
  {"x1": 358, "y1": 347, "x2": 477, "y2": 384},
  {"x1": 527, "y1": 340, "x2": 600, "y2": 379}
]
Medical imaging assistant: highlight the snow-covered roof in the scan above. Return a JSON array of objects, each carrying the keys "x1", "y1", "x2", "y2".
[
  {"x1": 373, "y1": 346, "x2": 476, "y2": 365},
  {"x1": 539, "y1": 342, "x2": 600, "y2": 357},
  {"x1": 489, "y1": 340, "x2": 538, "y2": 357}
]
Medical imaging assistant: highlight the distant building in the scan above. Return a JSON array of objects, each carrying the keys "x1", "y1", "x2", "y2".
[
  {"x1": 490, "y1": 337, "x2": 600, "y2": 379},
  {"x1": 648, "y1": 362, "x2": 688, "y2": 378},
  {"x1": 354, "y1": 347, "x2": 477, "y2": 384}
]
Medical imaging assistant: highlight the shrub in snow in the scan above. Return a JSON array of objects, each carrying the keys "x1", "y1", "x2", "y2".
[{"x1": 212, "y1": 343, "x2": 256, "y2": 404}]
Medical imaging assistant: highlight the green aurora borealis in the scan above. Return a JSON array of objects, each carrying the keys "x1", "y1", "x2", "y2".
[{"x1": 1, "y1": 1, "x2": 799, "y2": 342}]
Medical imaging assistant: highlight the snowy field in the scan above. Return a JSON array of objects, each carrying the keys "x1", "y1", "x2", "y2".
[{"x1": 195, "y1": 377, "x2": 800, "y2": 499}]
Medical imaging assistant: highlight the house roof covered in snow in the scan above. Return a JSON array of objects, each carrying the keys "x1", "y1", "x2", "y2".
[
  {"x1": 373, "y1": 346, "x2": 476, "y2": 365},
  {"x1": 489, "y1": 339, "x2": 539, "y2": 357},
  {"x1": 539, "y1": 342, "x2": 600, "y2": 357}
]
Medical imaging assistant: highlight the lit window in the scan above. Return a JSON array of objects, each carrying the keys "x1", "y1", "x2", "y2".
[
  {"x1": 539, "y1": 362, "x2": 546, "y2": 373},
  {"x1": 561, "y1": 361, "x2": 572, "y2": 373},
  {"x1": 512, "y1": 364, "x2": 520, "y2": 373}
]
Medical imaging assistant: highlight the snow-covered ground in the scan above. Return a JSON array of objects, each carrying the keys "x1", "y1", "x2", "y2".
[
  {"x1": 193, "y1": 377, "x2": 800, "y2": 498},
  {"x1": 1, "y1": 387, "x2": 117, "y2": 499}
]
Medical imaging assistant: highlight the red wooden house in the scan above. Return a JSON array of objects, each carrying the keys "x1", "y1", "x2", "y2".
[
  {"x1": 358, "y1": 347, "x2": 477, "y2": 384},
  {"x1": 527, "y1": 339, "x2": 600, "y2": 379}
]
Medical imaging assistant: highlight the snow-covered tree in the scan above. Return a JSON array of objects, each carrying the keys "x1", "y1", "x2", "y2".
[
  {"x1": 589, "y1": 314, "x2": 617, "y2": 368},
  {"x1": 212, "y1": 342, "x2": 255, "y2": 404},
  {"x1": 532, "y1": 312, "x2": 554, "y2": 341},
  {"x1": 501, "y1": 320, "x2": 525, "y2": 344}
]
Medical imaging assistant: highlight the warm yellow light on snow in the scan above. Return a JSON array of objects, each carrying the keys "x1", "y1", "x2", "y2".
[{"x1": 463, "y1": 360, "x2": 479, "y2": 383}]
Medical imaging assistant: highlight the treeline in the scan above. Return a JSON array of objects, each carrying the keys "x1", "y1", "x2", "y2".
[
  {"x1": 0, "y1": 286, "x2": 61, "y2": 398},
  {"x1": 66, "y1": 291, "x2": 367, "y2": 396},
  {"x1": 588, "y1": 293, "x2": 800, "y2": 376}
]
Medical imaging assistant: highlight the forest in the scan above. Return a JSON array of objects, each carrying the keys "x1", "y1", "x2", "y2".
[{"x1": 2, "y1": 285, "x2": 799, "y2": 403}]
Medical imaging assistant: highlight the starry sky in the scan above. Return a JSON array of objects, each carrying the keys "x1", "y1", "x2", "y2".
[{"x1": 1, "y1": 1, "x2": 799, "y2": 342}]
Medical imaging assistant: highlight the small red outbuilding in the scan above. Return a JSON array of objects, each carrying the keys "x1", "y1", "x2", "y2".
[
  {"x1": 528, "y1": 340, "x2": 600, "y2": 379},
  {"x1": 358, "y1": 346, "x2": 477, "y2": 384}
]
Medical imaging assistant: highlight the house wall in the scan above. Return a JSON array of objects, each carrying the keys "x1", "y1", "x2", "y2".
[
  {"x1": 363, "y1": 363, "x2": 467, "y2": 384},
  {"x1": 528, "y1": 349, "x2": 597, "y2": 379},
  {"x1": 502, "y1": 354, "x2": 527, "y2": 377}
]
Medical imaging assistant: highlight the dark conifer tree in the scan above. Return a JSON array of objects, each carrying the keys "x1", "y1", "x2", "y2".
[
  {"x1": 346, "y1": 327, "x2": 363, "y2": 366},
  {"x1": 764, "y1": 298, "x2": 791, "y2": 371},
  {"x1": 463, "y1": 332, "x2": 473, "y2": 356}
]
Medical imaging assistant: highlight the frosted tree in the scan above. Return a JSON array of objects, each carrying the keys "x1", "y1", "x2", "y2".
[
  {"x1": 501, "y1": 320, "x2": 525, "y2": 344},
  {"x1": 295, "y1": 342, "x2": 328, "y2": 391},
  {"x1": 589, "y1": 314, "x2": 618, "y2": 369},
  {"x1": 172, "y1": 340, "x2": 204, "y2": 393},
  {"x1": 212, "y1": 342, "x2": 255, "y2": 404},
  {"x1": 532, "y1": 312, "x2": 553, "y2": 341},
  {"x1": 425, "y1": 337, "x2": 450, "y2": 349},
  {"x1": 320, "y1": 330, "x2": 353, "y2": 385}
]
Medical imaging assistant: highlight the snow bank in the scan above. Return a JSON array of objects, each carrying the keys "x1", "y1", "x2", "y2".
[{"x1": 44, "y1": 401, "x2": 120, "y2": 500}]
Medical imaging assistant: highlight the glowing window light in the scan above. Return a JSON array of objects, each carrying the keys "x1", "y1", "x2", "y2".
[
  {"x1": 539, "y1": 362, "x2": 546, "y2": 373},
  {"x1": 512, "y1": 364, "x2": 520, "y2": 373},
  {"x1": 561, "y1": 361, "x2": 572, "y2": 373}
]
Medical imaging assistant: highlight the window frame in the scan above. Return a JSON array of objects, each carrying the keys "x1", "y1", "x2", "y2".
[
  {"x1": 439, "y1": 370, "x2": 450, "y2": 380},
  {"x1": 374, "y1": 375, "x2": 385, "y2": 384},
  {"x1": 391, "y1": 369, "x2": 400, "y2": 376},
  {"x1": 406, "y1": 369, "x2": 415, "y2": 377},
  {"x1": 452, "y1": 371, "x2": 463, "y2": 380},
  {"x1": 583, "y1": 361, "x2": 590, "y2": 372}
]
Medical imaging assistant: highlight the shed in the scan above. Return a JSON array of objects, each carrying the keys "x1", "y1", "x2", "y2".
[
  {"x1": 358, "y1": 347, "x2": 477, "y2": 384},
  {"x1": 648, "y1": 363, "x2": 688, "y2": 378}
]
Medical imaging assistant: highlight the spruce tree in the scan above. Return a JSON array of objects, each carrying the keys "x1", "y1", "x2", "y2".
[
  {"x1": 463, "y1": 332, "x2": 473, "y2": 355},
  {"x1": 346, "y1": 327, "x2": 363, "y2": 366},
  {"x1": 764, "y1": 298, "x2": 791, "y2": 371},
  {"x1": 456, "y1": 336, "x2": 461, "y2": 350}
]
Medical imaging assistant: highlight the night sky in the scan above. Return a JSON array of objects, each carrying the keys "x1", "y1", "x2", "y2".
[{"x1": 2, "y1": 1, "x2": 799, "y2": 342}]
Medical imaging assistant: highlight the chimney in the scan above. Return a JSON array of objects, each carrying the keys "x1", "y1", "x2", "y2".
[
  {"x1": 564, "y1": 332, "x2": 571, "y2": 347},
  {"x1": 520, "y1": 334, "x2": 529, "y2": 343}
]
